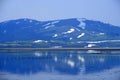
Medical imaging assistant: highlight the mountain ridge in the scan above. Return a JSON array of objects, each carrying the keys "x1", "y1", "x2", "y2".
[
  {"x1": 0, "y1": 18, "x2": 118, "y2": 27},
  {"x1": 0, "y1": 18, "x2": 120, "y2": 48}
]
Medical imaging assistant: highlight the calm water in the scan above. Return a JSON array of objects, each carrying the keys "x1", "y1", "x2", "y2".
[{"x1": 0, "y1": 50, "x2": 120, "y2": 80}]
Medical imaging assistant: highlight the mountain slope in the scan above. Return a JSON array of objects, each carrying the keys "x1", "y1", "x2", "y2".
[{"x1": 0, "y1": 18, "x2": 120, "y2": 48}]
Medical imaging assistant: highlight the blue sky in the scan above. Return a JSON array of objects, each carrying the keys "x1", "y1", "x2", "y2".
[{"x1": 0, "y1": 0, "x2": 120, "y2": 26}]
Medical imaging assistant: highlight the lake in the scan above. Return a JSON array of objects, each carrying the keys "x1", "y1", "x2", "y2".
[{"x1": 0, "y1": 50, "x2": 120, "y2": 80}]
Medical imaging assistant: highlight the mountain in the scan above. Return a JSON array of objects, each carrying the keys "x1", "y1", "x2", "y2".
[{"x1": 0, "y1": 18, "x2": 120, "y2": 48}]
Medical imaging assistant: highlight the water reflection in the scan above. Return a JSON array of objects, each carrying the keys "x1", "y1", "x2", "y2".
[{"x1": 0, "y1": 50, "x2": 120, "y2": 80}]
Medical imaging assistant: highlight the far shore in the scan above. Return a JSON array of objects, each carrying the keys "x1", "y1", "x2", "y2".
[{"x1": 0, "y1": 48, "x2": 120, "y2": 51}]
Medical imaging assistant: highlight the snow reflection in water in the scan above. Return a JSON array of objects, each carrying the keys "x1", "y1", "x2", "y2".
[{"x1": 0, "y1": 50, "x2": 120, "y2": 80}]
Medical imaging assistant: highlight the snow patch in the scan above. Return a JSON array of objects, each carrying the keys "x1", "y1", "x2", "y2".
[
  {"x1": 43, "y1": 23, "x2": 51, "y2": 27},
  {"x1": 87, "y1": 41, "x2": 101, "y2": 44},
  {"x1": 51, "y1": 21, "x2": 59, "y2": 24},
  {"x1": 69, "y1": 37, "x2": 72, "y2": 40},
  {"x1": 63, "y1": 28, "x2": 75, "y2": 34},
  {"x1": 43, "y1": 21, "x2": 59, "y2": 27},
  {"x1": 45, "y1": 25, "x2": 54, "y2": 29},
  {"x1": 53, "y1": 34, "x2": 58, "y2": 37},
  {"x1": 77, "y1": 18, "x2": 86, "y2": 29},
  {"x1": 75, "y1": 28, "x2": 80, "y2": 31},
  {"x1": 34, "y1": 40, "x2": 43, "y2": 43},
  {"x1": 77, "y1": 33, "x2": 85, "y2": 38},
  {"x1": 87, "y1": 44, "x2": 96, "y2": 48},
  {"x1": 98, "y1": 33, "x2": 105, "y2": 36},
  {"x1": 33, "y1": 40, "x2": 48, "y2": 43}
]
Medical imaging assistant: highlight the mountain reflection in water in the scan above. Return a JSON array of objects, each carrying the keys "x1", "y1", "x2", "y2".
[{"x1": 0, "y1": 50, "x2": 120, "y2": 80}]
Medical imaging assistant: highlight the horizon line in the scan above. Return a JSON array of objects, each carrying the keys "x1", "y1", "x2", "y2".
[{"x1": 0, "y1": 17, "x2": 117, "y2": 27}]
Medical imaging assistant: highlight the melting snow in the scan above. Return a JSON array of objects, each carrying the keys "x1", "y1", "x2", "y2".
[
  {"x1": 67, "y1": 60, "x2": 75, "y2": 67},
  {"x1": 53, "y1": 34, "x2": 58, "y2": 37},
  {"x1": 75, "y1": 28, "x2": 80, "y2": 31},
  {"x1": 45, "y1": 25, "x2": 54, "y2": 29},
  {"x1": 87, "y1": 41, "x2": 101, "y2": 44},
  {"x1": 98, "y1": 33, "x2": 105, "y2": 35},
  {"x1": 43, "y1": 21, "x2": 59, "y2": 27},
  {"x1": 43, "y1": 23, "x2": 51, "y2": 27},
  {"x1": 77, "y1": 18, "x2": 86, "y2": 29},
  {"x1": 34, "y1": 40, "x2": 43, "y2": 43},
  {"x1": 63, "y1": 28, "x2": 75, "y2": 34},
  {"x1": 33, "y1": 40, "x2": 48, "y2": 43},
  {"x1": 87, "y1": 44, "x2": 96, "y2": 48},
  {"x1": 70, "y1": 38, "x2": 72, "y2": 40},
  {"x1": 51, "y1": 21, "x2": 59, "y2": 24},
  {"x1": 77, "y1": 33, "x2": 85, "y2": 38}
]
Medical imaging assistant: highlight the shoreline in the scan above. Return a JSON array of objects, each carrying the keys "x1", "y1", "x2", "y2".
[{"x1": 0, "y1": 48, "x2": 120, "y2": 51}]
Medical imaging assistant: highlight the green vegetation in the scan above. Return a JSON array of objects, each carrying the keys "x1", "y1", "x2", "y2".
[{"x1": 0, "y1": 40, "x2": 120, "y2": 48}]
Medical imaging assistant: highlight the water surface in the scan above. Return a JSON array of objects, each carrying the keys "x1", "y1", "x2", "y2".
[{"x1": 0, "y1": 50, "x2": 120, "y2": 80}]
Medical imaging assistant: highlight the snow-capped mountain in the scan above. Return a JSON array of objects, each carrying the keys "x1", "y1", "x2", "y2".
[{"x1": 0, "y1": 18, "x2": 120, "y2": 48}]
